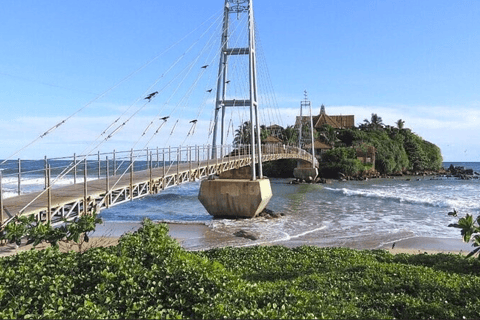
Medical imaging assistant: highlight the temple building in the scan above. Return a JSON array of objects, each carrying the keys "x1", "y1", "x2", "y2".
[{"x1": 295, "y1": 105, "x2": 355, "y2": 130}]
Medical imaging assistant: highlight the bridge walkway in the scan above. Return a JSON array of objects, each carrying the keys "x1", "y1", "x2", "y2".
[{"x1": 1, "y1": 145, "x2": 315, "y2": 226}]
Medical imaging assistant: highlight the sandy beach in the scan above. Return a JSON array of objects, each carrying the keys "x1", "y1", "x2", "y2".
[{"x1": 1, "y1": 220, "x2": 474, "y2": 257}]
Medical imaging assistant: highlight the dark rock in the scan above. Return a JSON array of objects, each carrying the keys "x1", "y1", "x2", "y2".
[
  {"x1": 258, "y1": 208, "x2": 282, "y2": 219},
  {"x1": 234, "y1": 230, "x2": 259, "y2": 241}
]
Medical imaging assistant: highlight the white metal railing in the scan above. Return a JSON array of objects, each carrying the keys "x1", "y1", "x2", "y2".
[{"x1": 0, "y1": 143, "x2": 316, "y2": 223}]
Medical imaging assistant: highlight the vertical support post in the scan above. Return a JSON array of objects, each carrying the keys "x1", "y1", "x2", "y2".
[
  {"x1": 98, "y1": 151, "x2": 101, "y2": 179},
  {"x1": 106, "y1": 156, "x2": 110, "y2": 208},
  {"x1": 47, "y1": 164, "x2": 51, "y2": 222},
  {"x1": 299, "y1": 99, "x2": 303, "y2": 151},
  {"x1": 17, "y1": 158, "x2": 21, "y2": 195},
  {"x1": 44, "y1": 156, "x2": 48, "y2": 190},
  {"x1": 212, "y1": 0, "x2": 230, "y2": 159},
  {"x1": 74, "y1": 153, "x2": 77, "y2": 184},
  {"x1": 169, "y1": 146, "x2": 171, "y2": 166},
  {"x1": 309, "y1": 96, "x2": 316, "y2": 167},
  {"x1": 207, "y1": 145, "x2": 210, "y2": 173},
  {"x1": 163, "y1": 149, "x2": 166, "y2": 178},
  {"x1": 146, "y1": 147, "x2": 149, "y2": 170},
  {"x1": 130, "y1": 149, "x2": 134, "y2": 200},
  {"x1": 149, "y1": 151, "x2": 153, "y2": 194},
  {"x1": 197, "y1": 145, "x2": 200, "y2": 168},
  {"x1": 84, "y1": 158, "x2": 88, "y2": 215},
  {"x1": 113, "y1": 149, "x2": 117, "y2": 175},
  {"x1": 156, "y1": 147, "x2": 159, "y2": 168},
  {"x1": 177, "y1": 146, "x2": 180, "y2": 180},
  {"x1": 255, "y1": 106, "x2": 263, "y2": 179},
  {"x1": 189, "y1": 146, "x2": 192, "y2": 176},
  {"x1": 0, "y1": 170, "x2": 4, "y2": 226},
  {"x1": 248, "y1": 0, "x2": 260, "y2": 180}
]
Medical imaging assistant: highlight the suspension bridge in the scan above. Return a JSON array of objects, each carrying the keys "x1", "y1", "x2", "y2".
[{"x1": 0, "y1": 0, "x2": 318, "y2": 226}]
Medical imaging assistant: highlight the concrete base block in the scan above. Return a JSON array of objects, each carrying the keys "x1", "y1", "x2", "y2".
[
  {"x1": 293, "y1": 168, "x2": 318, "y2": 181},
  {"x1": 219, "y1": 166, "x2": 252, "y2": 179},
  {"x1": 198, "y1": 178, "x2": 272, "y2": 218}
]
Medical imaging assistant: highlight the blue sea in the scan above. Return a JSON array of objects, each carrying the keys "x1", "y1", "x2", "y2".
[{"x1": 1, "y1": 161, "x2": 479, "y2": 250}]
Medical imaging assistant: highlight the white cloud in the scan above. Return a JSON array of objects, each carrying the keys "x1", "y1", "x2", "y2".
[{"x1": 2, "y1": 103, "x2": 478, "y2": 162}]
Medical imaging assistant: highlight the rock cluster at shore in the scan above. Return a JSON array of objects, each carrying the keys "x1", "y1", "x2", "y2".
[
  {"x1": 289, "y1": 164, "x2": 478, "y2": 184},
  {"x1": 444, "y1": 164, "x2": 479, "y2": 180}
]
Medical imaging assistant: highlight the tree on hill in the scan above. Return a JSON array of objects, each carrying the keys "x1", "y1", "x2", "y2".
[
  {"x1": 396, "y1": 119, "x2": 405, "y2": 130},
  {"x1": 332, "y1": 115, "x2": 442, "y2": 175},
  {"x1": 361, "y1": 113, "x2": 384, "y2": 131}
]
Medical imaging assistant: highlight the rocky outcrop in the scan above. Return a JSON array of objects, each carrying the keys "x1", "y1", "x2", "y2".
[{"x1": 445, "y1": 165, "x2": 479, "y2": 180}]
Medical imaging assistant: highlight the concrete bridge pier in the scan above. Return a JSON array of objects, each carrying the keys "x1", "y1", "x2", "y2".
[
  {"x1": 293, "y1": 160, "x2": 318, "y2": 182},
  {"x1": 198, "y1": 167, "x2": 272, "y2": 219}
]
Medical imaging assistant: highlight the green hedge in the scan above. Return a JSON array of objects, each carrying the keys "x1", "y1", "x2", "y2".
[{"x1": 1, "y1": 221, "x2": 480, "y2": 319}]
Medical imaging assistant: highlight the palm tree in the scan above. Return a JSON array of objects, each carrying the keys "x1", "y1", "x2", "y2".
[
  {"x1": 396, "y1": 119, "x2": 405, "y2": 130},
  {"x1": 318, "y1": 124, "x2": 338, "y2": 146},
  {"x1": 363, "y1": 113, "x2": 384, "y2": 130},
  {"x1": 233, "y1": 121, "x2": 251, "y2": 145},
  {"x1": 260, "y1": 125, "x2": 270, "y2": 143},
  {"x1": 282, "y1": 125, "x2": 298, "y2": 145},
  {"x1": 233, "y1": 122, "x2": 270, "y2": 145}
]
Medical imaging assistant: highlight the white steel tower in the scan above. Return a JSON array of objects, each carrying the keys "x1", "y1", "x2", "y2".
[{"x1": 211, "y1": 0, "x2": 262, "y2": 180}]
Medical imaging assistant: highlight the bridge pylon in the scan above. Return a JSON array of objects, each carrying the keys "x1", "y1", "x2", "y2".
[
  {"x1": 211, "y1": 0, "x2": 262, "y2": 180},
  {"x1": 200, "y1": 0, "x2": 272, "y2": 219}
]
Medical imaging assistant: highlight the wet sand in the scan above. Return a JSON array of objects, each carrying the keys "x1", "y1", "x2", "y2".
[{"x1": 1, "y1": 221, "x2": 474, "y2": 257}]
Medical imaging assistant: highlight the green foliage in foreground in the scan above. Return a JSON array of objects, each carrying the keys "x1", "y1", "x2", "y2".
[
  {"x1": 448, "y1": 210, "x2": 480, "y2": 258},
  {"x1": 2, "y1": 220, "x2": 480, "y2": 319},
  {"x1": 0, "y1": 213, "x2": 102, "y2": 249}
]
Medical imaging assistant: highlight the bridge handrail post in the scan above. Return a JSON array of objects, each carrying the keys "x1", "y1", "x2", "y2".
[
  {"x1": 156, "y1": 147, "x2": 159, "y2": 168},
  {"x1": 106, "y1": 156, "x2": 110, "y2": 208},
  {"x1": 169, "y1": 146, "x2": 171, "y2": 167},
  {"x1": 177, "y1": 146, "x2": 180, "y2": 180},
  {"x1": 98, "y1": 151, "x2": 101, "y2": 179},
  {"x1": 130, "y1": 149, "x2": 134, "y2": 201},
  {"x1": 44, "y1": 156, "x2": 48, "y2": 190},
  {"x1": 196, "y1": 145, "x2": 200, "y2": 173},
  {"x1": 206, "y1": 145, "x2": 209, "y2": 172},
  {"x1": 149, "y1": 151, "x2": 153, "y2": 194},
  {"x1": 0, "y1": 169, "x2": 4, "y2": 226},
  {"x1": 196, "y1": 145, "x2": 199, "y2": 167},
  {"x1": 188, "y1": 146, "x2": 192, "y2": 177},
  {"x1": 163, "y1": 148, "x2": 166, "y2": 178},
  {"x1": 74, "y1": 153, "x2": 77, "y2": 184},
  {"x1": 146, "y1": 147, "x2": 149, "y2": 171},
  {"x1": 113, "y1": 150, "x2": 116, "y2": 176},
  {"x1": 83, "y1": 158, "x2": 88, "y2": 215},
  {"x1": 47, "y1": 164, "x2": 51, "y2": 222},
  {"x1": 18, "y1": 158, "x2": 21, "y2": 196}
]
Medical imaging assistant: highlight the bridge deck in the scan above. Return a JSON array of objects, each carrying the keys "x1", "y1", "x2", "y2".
[{"x1": 1, "y1": 149, "x2": 315, "y2": 226}]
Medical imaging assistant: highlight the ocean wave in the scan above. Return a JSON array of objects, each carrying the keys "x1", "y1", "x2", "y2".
[{"x1": 324, "y1": 186, "x2": 480, "y2": 211}]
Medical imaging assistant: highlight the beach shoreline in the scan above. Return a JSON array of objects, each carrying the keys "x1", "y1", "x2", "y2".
[{"x1": 1, "y1": 221, "x2": 473, "y2": 257}]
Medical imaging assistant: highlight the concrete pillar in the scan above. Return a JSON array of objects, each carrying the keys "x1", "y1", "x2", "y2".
[
  {"x1": 198, "y1": 178, "x2": 272, "y2": 219},
  {"x1": 293, "y1": 160, "x2": 318, "y2": 181},
  {"x1": 293, "y1": 168, "x2": 318, "y2": 182}
]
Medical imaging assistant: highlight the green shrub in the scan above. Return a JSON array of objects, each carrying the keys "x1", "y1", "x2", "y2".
[{"x1": 2, "y1": 220, "x2": 480, "y2": 319}]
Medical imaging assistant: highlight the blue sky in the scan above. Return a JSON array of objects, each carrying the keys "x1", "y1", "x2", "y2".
[{"x1": 1, "y1": 0, "x2": 479, "y2": 161}]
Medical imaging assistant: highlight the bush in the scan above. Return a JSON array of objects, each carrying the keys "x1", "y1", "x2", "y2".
[
  {"x1": 2, "y1": 220, "x2": 480, "y2": 319},
  {"x1": 320, "y1": 147, "x2": 365, "y2": 178}
]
